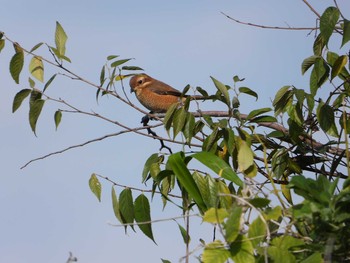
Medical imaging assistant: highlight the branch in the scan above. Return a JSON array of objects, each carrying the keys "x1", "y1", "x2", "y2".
[{"x1": 221, "y1": 12, "x2": 317, "y2": 31}]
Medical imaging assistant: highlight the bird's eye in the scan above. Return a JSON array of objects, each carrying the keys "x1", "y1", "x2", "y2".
[{"x1": 137, "y1": 79, "x2": 143, "y2": 85}]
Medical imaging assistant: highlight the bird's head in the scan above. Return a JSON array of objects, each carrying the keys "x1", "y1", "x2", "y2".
[{"x1": 129, "y1": 74, "x2": 152, "y2": 93}]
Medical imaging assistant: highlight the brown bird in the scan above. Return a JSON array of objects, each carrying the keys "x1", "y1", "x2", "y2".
[{"x1": 129, "y1": 74, "x2": 205, "y2": 113}]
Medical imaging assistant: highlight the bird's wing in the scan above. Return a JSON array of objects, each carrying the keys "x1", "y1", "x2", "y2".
[{"x1": 148, "y1": 82, "x2": 183, "y2": 97}]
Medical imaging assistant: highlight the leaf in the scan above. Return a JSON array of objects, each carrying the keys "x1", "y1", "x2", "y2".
[
  {"x1": 29, "y1": 99, "x2": 45, "y2": 135},
  {"x1": 43, "y1": 74, "x2": 57, "y2": 92},
  {"x1": 192, "y1": 151, "x2": 243, "y2": 187},
  {"x1": 246, "y1": 107, "x2": 272, "y2": 120},
  {"x1": 282, "y1": 184, "x2": 293, "y2": 205},
  {"x1": 183, "y1": 112, "x2": 195, "y2": 143},
  {"x1": 29, "y1": 56, "x2": 44, "y2": 82},
  {"x1": 177, "y1": 223, "x2": 190, "y2": 244},
  {"x1": 316, "y1": 102, "x2": 338, "y2": 137},
  {"x1": 238, "y1": 87, "x2": 258, "y2": 100},
  {"x1": 301, "y1": 55, "x2": 319, "y2": 75},
  {"x1": 0, "y1": 39, "x2": 5, "y2": 53},
  {"x1": 119, "y1": 188, "x2": 135, "y2": 231},
  {"x1": 134, "y1": 194, "x2": 156, "y2": 243},
  {"x1": 249, "y1": 115, "x2": 277, "y2": 123},
  {"x1": 230, "y1": 235, "x2": 255, "y2": 263},
  {"x1": 9, "y1": 50, "x2": 24, "y2": 84},
  {"x1": 107, "y1": 55, "x2": 119, "y2": 60},
  {"x1": 121, "y1": 66, "x2": 144, "y2": 71},
  {"x1": 210, "y1": 76, "x2": 230, "y2": 107},
  {"x1": 12, "y1": 89, "x2": 31, "y2": 113},
  {"x1": 99, "y1": 65, "x2": 105, "y2": 86},
  {"x1": 168, "y1": 152, "x2": 207, "y2": 213},
  {"x1": 237, "y1": 140, "x2": 254, "y2": 172},
  {"x1": 320, "y1": 7, "x2": 340, "y2": 45},
  {"x1": 203, "y1": 208, "x2": 229, "y2": 224},
  {"x1": 54, "y1": 110, "x2": 62, "y2": 130},
  {"x1": 331, "y1": 55, "x2": 348, "y2": 80},
  {"x1": 248, "y1": 216, "x2": 266, "y2": 247},
  {"x1": 89, "y1": 173, "x2": 102, "y2": 202},
  {"x1": 55, "y1": 21, "x2": 68, "y2": 57},
  {"x1": 172, "y1": 107, "x2": 187, "y2": 138},
  {"x1": 193, "y1": 172, "x2": 211, "y2": 208},
  {"x1": 111, "y1": 187, "x2": 123, "y2": 223},
  {"x1": 313, "y1": 34, "x2": 325, "y2": 56},
  {"x1": 142, "y1": 153, "x2": 160, "y2": 182},
  {"x1": 273, "y1": 86, "x2": 292, "y2": 115},
  {"x1": 30, "y1": 42, "x2": 44, "y2": 53},
  {"x1": 342, "y1": 19, "x2": 350, "y2": 47},
  {"x1": 111, "y1": 58, "x2": 131, "y2": 68},
  {"x1": 202, "y1": 240, "x2": 230, "y2": 263},
  {"x1": 223, "y1": 206, "x2": 242, "y2": 242},
  {"x1": 161, "y1": 259, "x2": 172, "y2": 263},
  {"x1": 300, "y1": 252, "x2": 323, "y2": 263}
]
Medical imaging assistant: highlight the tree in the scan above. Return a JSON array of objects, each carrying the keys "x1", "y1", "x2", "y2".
[{"x1": 1, "y1": 2, "x2": 350, "y2": 263}]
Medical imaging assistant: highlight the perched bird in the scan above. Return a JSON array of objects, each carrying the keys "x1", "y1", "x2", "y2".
[{"x1": 129, "y1": 74, "x2": 206, "y2": 113}]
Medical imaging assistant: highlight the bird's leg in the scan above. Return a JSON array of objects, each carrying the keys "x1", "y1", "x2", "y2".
[{"x1": 141, "y1": 113, "x2": 172, "y2": 154}]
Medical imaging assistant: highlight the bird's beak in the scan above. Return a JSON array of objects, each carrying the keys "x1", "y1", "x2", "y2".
[{"x1": 130, "y1": 88, "x2": 134, "y2": 93}]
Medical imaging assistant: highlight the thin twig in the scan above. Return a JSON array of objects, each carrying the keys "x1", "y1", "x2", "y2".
[{"x1": 221, "y1": 12, "x2": 317, "y2": 31}]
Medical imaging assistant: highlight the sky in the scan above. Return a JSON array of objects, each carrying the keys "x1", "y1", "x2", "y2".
[{"x1": 1, "y1": 1, "x2": 350, "y2": 262}]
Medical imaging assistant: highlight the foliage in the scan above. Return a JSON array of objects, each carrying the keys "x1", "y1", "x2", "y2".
[{"x1": 2, "y1": 4, "x2": 350, "y2": 263}]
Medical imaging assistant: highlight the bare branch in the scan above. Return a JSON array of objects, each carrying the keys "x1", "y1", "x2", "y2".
[{"x1": 221, "y1": 12, "x2": 317, "y2": 31}]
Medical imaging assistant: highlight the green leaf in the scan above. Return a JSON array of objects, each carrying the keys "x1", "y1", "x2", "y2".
[
  {"x1": 183, "y1": 112, "x2": 195, "y2": 143},
  {"x1": 192, "y1": 151, "x2": 243, "y2": 187},
  {"x1": 55, "y1": 21, "x2": 68, "y2": 57},
  {"x1": 193, "y1": 172, "x2": 211, "y2": 208},
  {"x1": 119, "y1": 188, "x2": 135, "y2": 231},
  {"x1": 316, "y1": 102, "x2": 338, "y2": 137},
  {"x1": 107, "y1": 55, "x2": 119, "y2": 60},
  {"x1": 239, "y1": 87, "x2": 258, "y2": 100},
  {"x1": 210, "y1": 76, "x2": 230, "y2": 107},
  {"x1": 12, "y1": 89, "x2": 31, "y2": 113},
  {"x1": 237, "y1": 140, "x2": 254, "y2": 172},
  {"x1": 122, "y1": 66, "x2": 144, "y2": 71},
  {"x1": 89, "y1": 173, "x2": 102, "y2": 202},
  {"x1": 161, "y1": 259, "x2": 172, "y2": 263},
  {"x1": 30, "y1": 42, "x2": 44, "y2": 53},
  {"x1": 202, "y1": 240, "x2": 230, "y2": 263},
  {"x1": 300, "y1": 252, "x2": 323, "y2": 263},
  {"x1": 9, "y1": 50, "x2": 24, "y2": 84},
  {"x1": 301, "y1": 55, "x2": 319, "y2": 75},
  {"x1": 342, "y1": 19, "x2": 350, "y2": 47},
  {"x1": 168, "y1": 152, "x2": 207, "y2": 213},
  {"x1": 0, "y1": 39, "x2": 5, "y2": 53},
  {"x1": 273, "y1": 86, "x2": 292, "y2": 115},
  {"x1": 246, "y1": 107, "x2": 272, "y2": 120},
  {"x1": 134, "y1": 194, "x2": 156, "y2": 243},
  {"x1": 320, "y1": 7, "x2": 340, "y2": 45},
  {"x1": 29, "y1": 56, "x2": 44, "y2": 82},
  {"x1": 172, "y1": 107, "x2": 187, "y2": 138},
  {"x1": 111, "y1": 187, "x2": 123, "y2": 223},
  {"x1": 223, "y1": 206, "x2": 242, "y2": 242},
  {"x1": 111, "y1": 58, "x2": 131, "y2": 68},
  {"x1": 54, "y1": 110, "x2": 62, "y2": 130},
  {"x1": 29, "y1": 99, "x2": 45, "y2": 135},
  {"x1": 142, "y1": 153, "x2": 160, "y2": 182},
  {"x1": 248, "y1": 216, "x2": 266, "y2": 247},
  {"x1": 203, "y1": 208, "x2": 229, "y2": 224},
  {"x1": 43, "y1": 74, "x2": 57, "y2": 92},
  {"x1": 331, "y1": 55, "x2": 348, "y2": 80},
  {"x1": 230, "y1": 235, "x2": 255, "y2": 263},
  {"x1": 177, "y1": 223, "x2": 190, "y2": 244},
  {"x1": 163, "y1": 103, "x2": 178, "y2": 133},
  {"x1": 28, "y1": 77, "x2": 35, "y2": 88},
  {"x1": 313, "y1": 34, "x2": 325, "y2": 56},
  {"x1": 249, "y1": 115, "x2": 277, "y2": 123}
]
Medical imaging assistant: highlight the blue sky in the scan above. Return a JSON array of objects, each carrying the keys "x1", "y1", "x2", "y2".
[{"x1": 1, "y1": 1, "x2": 350, "y2": 262}]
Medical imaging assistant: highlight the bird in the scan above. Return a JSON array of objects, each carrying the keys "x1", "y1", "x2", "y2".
[{"x1": 129, "y1": 73, "x2": 206, "y2": 113}]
